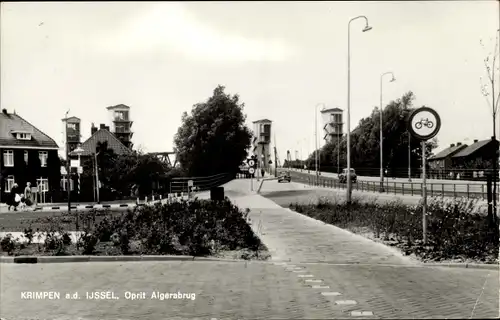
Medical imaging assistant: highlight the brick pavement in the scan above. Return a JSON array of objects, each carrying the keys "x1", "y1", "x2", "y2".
[{"x1": 1, "y1": 261, "x2": 360, "y2": 319}]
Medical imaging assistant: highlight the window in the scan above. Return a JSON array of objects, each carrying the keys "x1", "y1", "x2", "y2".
[
  {"x1": 39, "y1": 151, "x2": 48, "y2": 167},
  {"x1": 24, "y1": 151, "x2": 28, "y2": 164},
  {"x1": 67, "y1": 123, "x2": 76, "y2": 130},
  {"x1": 36, "y1": 178, "x2": 49, "y2": 192},
  {"x1": 60, "y1": 177, "x2": 74, "y2": 191},
  {"x1": 3, "y1": 150, "x2": 13, "y2": 167},
  {"x1": 16, "y1": 133, "x2": 31, "y2": 140},
  {"x1": 5, "y1": 175, "x2": 15, "y2": 193}
]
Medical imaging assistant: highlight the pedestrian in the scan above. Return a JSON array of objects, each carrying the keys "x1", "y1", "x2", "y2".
[
  {"x1": 9, "y1": 183, "x2": 21, "y2": 211},
  {"x1": 24, "y1": 182, "x2": 33, "y2": 207},
  {"x1": 261, "y1": 168, "x2": 265, "y2": 178}
]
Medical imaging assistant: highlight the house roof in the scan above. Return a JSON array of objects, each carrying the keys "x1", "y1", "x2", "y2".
[
  {"x1": 321, "y1": 107, "x2": 343, "y2": 113},
  {"x1": 69, "y1": 128, "x2": 131, "y2": 157},
  {"x1": 429, "y1": 144, "x2": 467, "y2": 160},
  {"x1": 0, "y1": 111, "x2": 59, "y2": 149},
  {"x1": 452, "y1": 139, "x2": 498, "y2": 158},
  {"x1": 62, "y1": 116, "x2": 81, "y2": 122},
  {"x1": 253, "y1": 119, "x2": 272, "y2": 123},
  {"x1": 107, "y1": 104, "x2": 130, "y2": 110}
]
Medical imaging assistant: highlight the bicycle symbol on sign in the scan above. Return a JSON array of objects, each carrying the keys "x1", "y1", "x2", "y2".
[{"x1": 414, "y1": 118, "x2": 434, "y2": 130}]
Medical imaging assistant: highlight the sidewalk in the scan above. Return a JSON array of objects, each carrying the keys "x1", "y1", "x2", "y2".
[{"x1": 223, "y1": 180, "x2": 418, "y2": 265}]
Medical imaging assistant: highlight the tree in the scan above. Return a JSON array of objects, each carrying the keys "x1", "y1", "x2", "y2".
[
  {"x1": 480, "y1": 32, "x2": 499, "y2": 224},
  {"x1": 174, "y1": 85, "x2": 253, "y2": 176},
  {"x1": 306, "y1": 91, "x2": 439, "y2": 177}
]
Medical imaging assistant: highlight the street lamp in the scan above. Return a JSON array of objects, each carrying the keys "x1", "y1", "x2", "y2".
[
  {"x1": 379, "y1": 71, "x2": 396, "y2": 192},
  {"x1": 64, "y1": 110, "x2": 71, "y2": 214},
  {"x1": 315, "y1": 103, "x2": 325, "y2": 180},
  {"x1": 347, "y1": 15, "x2": 372, "y2": 204}
]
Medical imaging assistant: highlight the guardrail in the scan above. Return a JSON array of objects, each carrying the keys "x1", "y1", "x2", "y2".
[
  {"x1": 170, "y1": 172, "x2": 234, "y2": 194},
  {"x1": 293, "y1": 173, "x2": 490, "y2": 200}
]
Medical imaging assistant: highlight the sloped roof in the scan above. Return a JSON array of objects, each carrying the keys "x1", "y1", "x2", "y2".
[
  {"x1": 0, "y1": 111, "x2": 59, "y2": 149},
  {"x1": 429, "y1": 144, "x2": 467, "y2": 160},
  {"x1": 253, "y1": 119, "x2": 272, "y2": 123},
  {"x1": 452, "y1": 139, "x2": 498, "y2": 158},
  {"x1": 321, "y1": 107, "x2": 343, "y2": 113},
  {"x1": 62, "y1": 116, "x2": 81, "y2": 122},
  {"x1": 107, "y1": 104, "x2": 130, "y2": 110},
  {"x1": 70, "y1": 129, "x2": 131, "y2": 157}
]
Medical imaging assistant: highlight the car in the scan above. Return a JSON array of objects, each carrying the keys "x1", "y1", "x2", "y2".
[
  {"x1": 338, "y1": 168, "x2": 357, "y2": 183},
  {"x1": 278, "y1": 171, "x2": 291, "y2": 183}
]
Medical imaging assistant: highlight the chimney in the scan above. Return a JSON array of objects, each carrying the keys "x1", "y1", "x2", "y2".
[
  {"x1": 457, "y1": 142, "x2": 462, "y2": 146},
  {"x1": 1, "y1": 109, "x2": 7, "y2": 115},
  {"x1": 100, "y1": 123, "x2": 106, "y2": 129},
  {"x1": 91, "y1": 123, "x2": 97, "y2": 135},
  {"x1": 474, "y1": 139, "x2": 478, "y2": 143},
  {"x1": 450, "y1": 143, "x2": 455, "y2": 147}
]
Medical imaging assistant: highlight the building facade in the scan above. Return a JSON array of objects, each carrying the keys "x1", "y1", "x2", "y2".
[
  {"x1": 320, "y1": 107, "x2": 343, "y2": 144},
  {"x1": 0, "y1": 109, "x2": 60, "y2": 203},
  {"x1": 428, "y1": 142, "x2": 468, "y2": 176},
  {"x1": 252, "y1": 119, "x2": 272, "y2": 173},
  {"x1": 107, "y1": 104, "x2": 133, "y2": 149}
]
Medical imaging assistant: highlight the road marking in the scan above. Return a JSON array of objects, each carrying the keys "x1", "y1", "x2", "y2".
[
  {"x1": 305, "y1": 279, "x2": 323, "y2": 283},
  {"x1": 321, "y1": 292, "x2": 342, "y2": 296},
  {"x1": 297, "y1": 274, "x2": 314, "y2": 278},
  {"x1": 335, "y1": 300, "x2": 357, "y2": 305},
  {"x1": 351, "y1": 311, "x2": 374, "y2": 316},
  {"x1": 293, "y1": 270, "x2": 307, "y2": 273},
  {"x1": 311, "y1": 285, "x2": 330, "y2": 289}
]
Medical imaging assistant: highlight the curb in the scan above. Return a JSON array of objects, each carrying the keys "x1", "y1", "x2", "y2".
[
  {"x1": 420, "y1": 262, "x2": 499, "y2": 270},
  {"x1": 0, "y1": 255, "x2": 271, "y2": 264}
]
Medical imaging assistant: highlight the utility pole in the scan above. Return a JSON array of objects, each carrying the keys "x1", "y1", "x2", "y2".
[{"x1": 94, "y1": 152, "x2": 100, "y2": 204}]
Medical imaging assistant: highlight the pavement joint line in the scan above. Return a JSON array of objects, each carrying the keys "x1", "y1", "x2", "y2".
[
  {"x1": 335, "y1": 300, "x2": 358, "y2": 305},
  {"x1": 305, "y1": 279, "x2": 323, "y2": 283},
  {"x1": 297, "y1": 274, "x2": 314, "y2": 278},
  {"x1": 351, "y1": 311, "x2": 374, "y2": 316},
  {"x1": 292, "y1": 270, "x2": 307, "y2": 273},
  {"x1": 311, "y1": 285, "x2": 330, "y2": 289},
  {"x1": 321, "y1": 292, "x2": 342, "y2": 296}
]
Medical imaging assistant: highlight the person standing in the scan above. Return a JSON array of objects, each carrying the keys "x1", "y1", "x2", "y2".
[
  {"x1": 9, "y1": 183, "x2": 21, "y2": 211},
  {"x1": 24, "y1": 182, "x2": 33, "y2": 206}
]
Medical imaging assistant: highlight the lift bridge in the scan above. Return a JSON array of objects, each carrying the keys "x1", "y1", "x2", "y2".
[{"x1": 148, "y1": 151, "x2": 178, "y2": 167}]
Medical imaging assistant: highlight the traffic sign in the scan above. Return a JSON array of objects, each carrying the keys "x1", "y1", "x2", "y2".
[
  {"x1": 188, "y1": 180, "x2": 193, "y2": 187},
  {"x1": 407, "y1": 107, "x2": 441, "y2": 141},
  {"x1": 249, "y1": 167, "x2": 255, "y2": 174},
  {"x1": 77, "y1": 166, "x2": 83, "y2": 174},
  {"x1": 248, "y1": 159, "x2": 255, "y2": 167}
]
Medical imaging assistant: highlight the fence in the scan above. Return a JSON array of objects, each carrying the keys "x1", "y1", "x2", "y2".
[
  {"x1": 288, "y1": 165, "x2": 498, "y2": 182},
  {"x1": 303, "y1": 175, "x2": 491, "y2": 200},
  {"x1": 170, "y1": 172, "x2": 235, "y2": 194}
]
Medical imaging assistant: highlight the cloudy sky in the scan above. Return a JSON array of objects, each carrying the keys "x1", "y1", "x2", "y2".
[{"x1": 1, "y1": 1, "x2": 499, "y2": 163}]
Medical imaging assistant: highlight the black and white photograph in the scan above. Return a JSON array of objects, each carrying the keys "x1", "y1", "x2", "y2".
[{"x1": 0, "y1": 1, "x2": 499, "y2": 319}]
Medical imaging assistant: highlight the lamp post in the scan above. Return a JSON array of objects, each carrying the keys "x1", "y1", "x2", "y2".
[
  {"x1": 408, "y1": 131, "x2": 412, "y2": 181},
  {"x1": 347, "y1": 15, "x2": 372, "y2": 204},
  {"x1": 379, "y1": 72, "x2": 396, "y2": 192},
  {"x1": 315, "y1": 103, "x2": 325, "y2": 181},
  {"x1": 64, "y1": 110, "x2": 71, "y2": 214},
  {"x1": 94, "y1": 151, "x2": 100, "y2": 204}
]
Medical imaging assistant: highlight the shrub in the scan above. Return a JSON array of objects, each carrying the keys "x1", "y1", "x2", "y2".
[
  {"x1": 290, "y1": 195, "x2": 498, "y2": 262},
  {"x1": 0, "y1": 234, "x2": 16, "y2": 254}
]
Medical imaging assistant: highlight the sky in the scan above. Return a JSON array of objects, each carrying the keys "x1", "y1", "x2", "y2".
[{"x1": 1, "y1": 1, "x2": 499, "y2": 164}]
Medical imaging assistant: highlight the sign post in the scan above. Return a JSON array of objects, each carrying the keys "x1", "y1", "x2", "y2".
[
  {"x1": 407, "y1": 106, "x2": 441, "y2": 245},
  {"x1": 248, "y1": 157, "x2": 256, "y2": 192}
]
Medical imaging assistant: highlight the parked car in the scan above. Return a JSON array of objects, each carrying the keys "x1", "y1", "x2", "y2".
[
  {"x1": 278, "y1": 171, "x2": 291, "y2": 183},
  {"x1": 338, "y1": 168, "x2": 357, "y2": 183}
]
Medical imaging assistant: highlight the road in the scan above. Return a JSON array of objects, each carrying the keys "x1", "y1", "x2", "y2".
[
  {"x1": 1, "y1": 179, "x2": 498, "y2": 319},
  {"x1": 288, "y1": 168, "x2": 488, "y2": 185},
  {"x1": 281, "y1": 169, "x2": 489, "y2": 200}
]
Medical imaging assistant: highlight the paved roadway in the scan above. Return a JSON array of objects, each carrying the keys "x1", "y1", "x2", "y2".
[
  {"x1": 289, "y1": 168, "x2": 488, "y2": 185},
  {"x1": 282, "y1": 169, "x2": 489, "y2": 200},
  {"x1": 1, "y1": 179, "x2": 498, "y2": 319}
]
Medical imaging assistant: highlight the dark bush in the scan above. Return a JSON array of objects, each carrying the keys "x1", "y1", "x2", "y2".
[{"x1": 290, "y1": 196, "x2": 498, "y2": 262}]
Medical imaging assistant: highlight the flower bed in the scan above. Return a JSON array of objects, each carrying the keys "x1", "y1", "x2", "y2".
[
  {"x1": 0, "y1": 198, "x2": 270, "y2": 261},
  {"x1": 290, "y1": 196, "x2": 499, "y2": 264}
]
